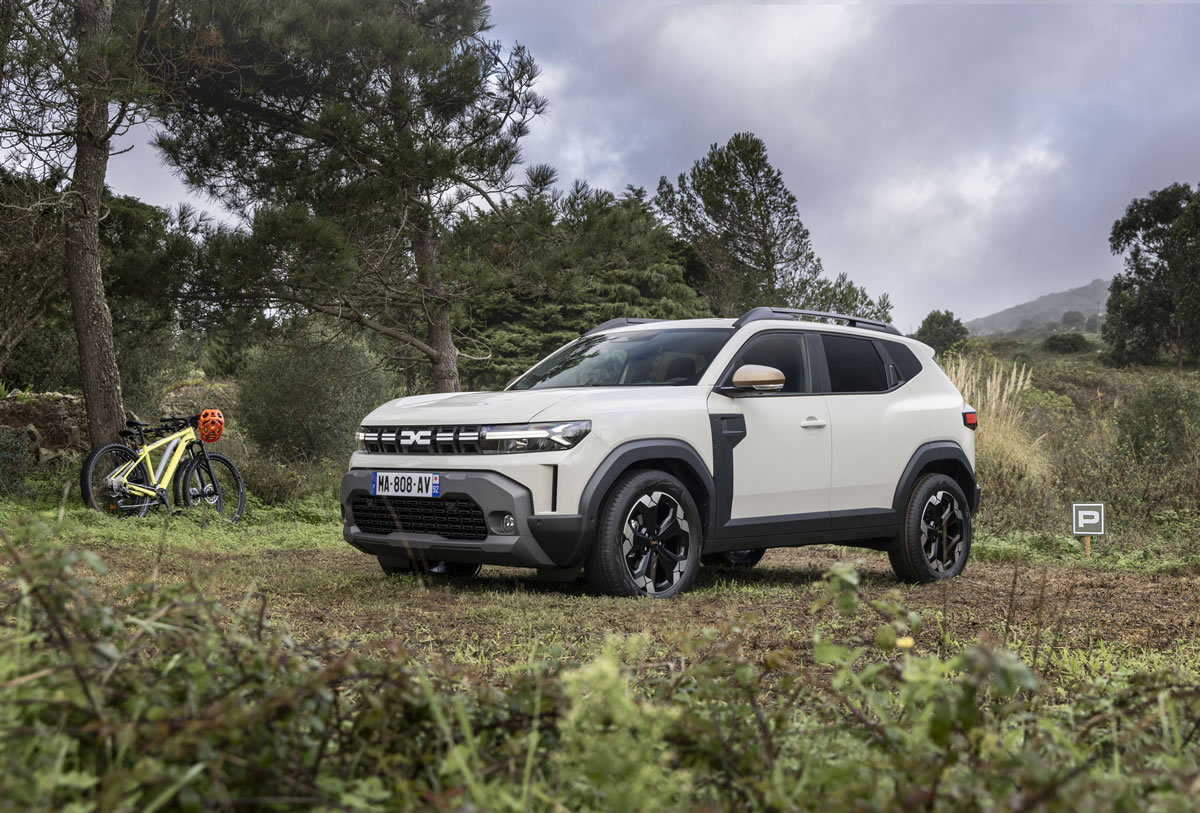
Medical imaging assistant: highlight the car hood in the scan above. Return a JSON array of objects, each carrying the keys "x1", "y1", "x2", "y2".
[{"x1": 362, "y1": 390, "x2": 581, "y2": 426}]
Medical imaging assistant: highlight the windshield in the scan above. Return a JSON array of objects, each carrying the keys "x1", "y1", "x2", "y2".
[{"x1": 509, "y1": 328, "x2": 733, "y2": 390}]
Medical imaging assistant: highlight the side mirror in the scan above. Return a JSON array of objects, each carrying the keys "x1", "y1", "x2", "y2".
[{"x1": 730, "y1": 364, "x2": 785, "y2": 392}]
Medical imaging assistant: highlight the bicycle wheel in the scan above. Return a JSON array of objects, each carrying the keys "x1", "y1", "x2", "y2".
[
  {"x1": 80, "y1": 443, "x2": 156, "y2": 517},
  {"x1": 180, "y1": 452, "x2": 245, "y2": 522}
]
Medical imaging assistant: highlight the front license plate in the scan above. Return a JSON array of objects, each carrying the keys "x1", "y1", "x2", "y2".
[{"x1": 371, "y1": 471, "x2": 440, "y2": 498}]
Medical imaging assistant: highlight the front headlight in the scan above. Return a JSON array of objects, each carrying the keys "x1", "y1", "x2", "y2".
[{"x1": 480, "y1": 421, "x2": 591, "y2": 454}]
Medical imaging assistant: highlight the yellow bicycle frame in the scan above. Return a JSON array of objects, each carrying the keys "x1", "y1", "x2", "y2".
[{"x1": 109, "y1": 425, "x2": 198, "y2": 500}]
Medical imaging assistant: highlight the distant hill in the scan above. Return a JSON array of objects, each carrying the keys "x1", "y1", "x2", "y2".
[{"x1": 965, "y1": 278, "x2": 1111, "y2": 335}]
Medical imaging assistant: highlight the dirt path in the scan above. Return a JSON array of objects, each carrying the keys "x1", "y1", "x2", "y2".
[{"x1": 82, "y1": 541, "x2": 1200, "y2": 682}]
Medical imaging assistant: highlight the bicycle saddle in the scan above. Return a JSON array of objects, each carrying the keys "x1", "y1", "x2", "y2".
[{"x1": 126, "y1": 419, "x2": 150, "y2": 428}]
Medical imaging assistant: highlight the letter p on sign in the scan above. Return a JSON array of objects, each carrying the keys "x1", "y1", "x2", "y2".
[{"x1": 1072, "y1": 503, "x2": 1105, "y2": 535}]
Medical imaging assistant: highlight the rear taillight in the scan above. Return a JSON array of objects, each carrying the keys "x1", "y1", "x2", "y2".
[{"x1": 963, "y1": 409, "x2": 978, "y2": 430}]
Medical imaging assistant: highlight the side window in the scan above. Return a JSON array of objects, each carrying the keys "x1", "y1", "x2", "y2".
[
  {"x1": 726, "y1": 333, "x2": 811, "y2": 394},
  {"x1": 879, "y1": 340, "x2": 923, "y2": 381},
  {"x1": 822, "y1": 335, "x2": 888, "y2": 393}
]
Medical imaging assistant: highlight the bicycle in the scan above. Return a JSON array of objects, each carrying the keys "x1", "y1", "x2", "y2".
[{"x1": 80, "y1": 409, "x2": 245, "y2": 522}]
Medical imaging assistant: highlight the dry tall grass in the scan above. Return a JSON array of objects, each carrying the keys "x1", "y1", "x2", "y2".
[{"x1": 942, "y1": 356, "x2": 1050, "y2": 524}]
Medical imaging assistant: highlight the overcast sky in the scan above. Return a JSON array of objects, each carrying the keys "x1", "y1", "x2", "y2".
[{"x1": 108, "y1": 1, "x2": 1200, "y2": 331}]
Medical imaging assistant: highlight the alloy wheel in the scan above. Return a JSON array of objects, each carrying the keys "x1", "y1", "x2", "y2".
[
  {"x1": 920, "y1": 490, "x2": 965, "y2": 573},
  {"x1": 622, "y1": 491, "x2": 692, "y2": 595}
]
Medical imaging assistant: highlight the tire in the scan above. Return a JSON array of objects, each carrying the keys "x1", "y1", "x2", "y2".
[
  {"x1": 179, "y1": 453, "x2": 245, "y2": 522},
  {"x1": 80, "y1": 443, "x2": 155, "y2": 517},
  {"x1": 889, "y1": 473, "x2": 972, "y2": 583},
  {"x1": 171, "y1": 453, "x2": 195, "y2": 508},
  {"x1": 377, "y1": 556, "x2": 480, "y2": 578},
  {"x1": 702, "y1": 549, "x2": 766, "y2": 569},
  {"x1": 586, "y1": 469, "x2": 702, "y2": 598}
]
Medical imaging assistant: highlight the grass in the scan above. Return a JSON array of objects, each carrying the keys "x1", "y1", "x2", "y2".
[
  {"x1": 5, "y1": 459, "x2": 1200, "y2": 809},
  {"x1": 4, "y1": 477, "x2": 1197, "y2": 691}
]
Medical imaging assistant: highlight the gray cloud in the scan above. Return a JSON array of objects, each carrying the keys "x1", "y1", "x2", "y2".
[
  {"x1": 491, "y1": 1, "x2": 1200, "y2": 329},
  {"x1": 106, "y1": 2, "x2": 1200, "y2": 329}
]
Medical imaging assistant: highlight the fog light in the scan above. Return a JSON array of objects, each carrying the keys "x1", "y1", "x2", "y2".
[{"x1": 500, "y1": 513, "x2": 516, "y2": 534}]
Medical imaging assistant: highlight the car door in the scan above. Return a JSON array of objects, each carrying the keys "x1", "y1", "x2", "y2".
[
  {"x1": 707, "y1": 330, "x2": 832, "y2": 525},
  {"x1": 817, "y1": 332, "x2": 929, "y2": 514}
]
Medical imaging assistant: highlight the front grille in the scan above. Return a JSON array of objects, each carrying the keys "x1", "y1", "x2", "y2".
[
  {"x1": 350, "y1": 494, "x2": 487, "y2": 540},
  {"x1": 360, "y1": 425, "x2": 481, "y2": 455}
]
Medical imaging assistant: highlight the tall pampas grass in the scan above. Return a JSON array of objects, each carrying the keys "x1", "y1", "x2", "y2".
[{"x1": 942, "y1": 355, "x2": 1050, "y2": 522}]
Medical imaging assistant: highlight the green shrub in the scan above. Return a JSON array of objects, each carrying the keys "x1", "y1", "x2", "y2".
[
  {"x1": 943, "y1": 335, "x2": 998, "y2": 364},
  {"x1": 2, "y1": 321, "x2": 80, "y2": 393},
  {"x1": 237, "y1": 332, "x2": 395, "y2": 461},
  {"x1": 3, "y1": 536, "x2": 1198, "y2": 812},
  {"x1": 1019, "y1": 385, "x2": 1074, "y2": 419},
  {"x1": 115, "y1": 322, "x2": 193, "y2": 417},
  {"x1": 1053, "y1": 381, "x2": 1200, "y2": 527},
  {"x1": 1115, "y1": 381, "x2": 1200, "y2": 466},
  {"x1": 237, "y1": 449, "x2": 344, "y2": 506},
  {"x1": 1043, "y1": 332, "x2": 1091, "y2": 354}
]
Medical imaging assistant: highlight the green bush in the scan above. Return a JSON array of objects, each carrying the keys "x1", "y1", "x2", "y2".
[
  {"x1": 237, "y1": 449, "x2": 344, "y2": 506},
  {"x1": 3, "y1": 538, "x2": 1198, "y2": 812},
  {"x1": 237, "y1": 332, "x2": 395, "y2": 461},
  {"x1": 1115, "y1": 381, "x2": 1200, "y2": 466},
  {"x1": 115, "y1": 322, "x2": 194, "y2": 417},
  {"x1": 1042, "y1": 332, "x2": 1091, "y2": 354},
  {"x1": 2, "y1": 321, "x2": 80, "y2": 393}
]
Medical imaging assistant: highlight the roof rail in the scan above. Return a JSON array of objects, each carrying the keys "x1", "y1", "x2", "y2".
[
  {"x1": 733, "y1": 307, "x2": 901, "y2": 335},
  {"x1": 582, "y1": 317, "x2": 666, "y2": 336}
]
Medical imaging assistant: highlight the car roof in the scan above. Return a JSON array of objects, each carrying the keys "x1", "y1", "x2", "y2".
[{"x1": 594, "y1": 315, "x2": 935, "y2": 356}]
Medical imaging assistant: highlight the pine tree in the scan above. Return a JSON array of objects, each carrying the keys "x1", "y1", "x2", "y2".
[
  {"x1": 455, "y1": 184, "x2": 711, "y2": 389},
  {"x1": 654, "y1": 132, "x2": 889, "y2": 321},
  {"x1": 0, "y1": 0, "x2": 157, "y2": 440},
  {"x1": 145, "y1": 0, "x2": 546, "y2": 393}
]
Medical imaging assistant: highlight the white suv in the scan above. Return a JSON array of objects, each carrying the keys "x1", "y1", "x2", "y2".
[{"x1": 340, "y1": 307, "x2": 980, "y2": 597}]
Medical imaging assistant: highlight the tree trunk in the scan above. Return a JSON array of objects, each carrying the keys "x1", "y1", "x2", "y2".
[
  {"x1": 412, "y1": 228, "x2": 460, "y2": 393},
  {"x1": 65, "y1": 0, "x2": 125, "y2": 445},
  {"x1": 427, "y1": 305, "x2": 460, "y2": 393}
]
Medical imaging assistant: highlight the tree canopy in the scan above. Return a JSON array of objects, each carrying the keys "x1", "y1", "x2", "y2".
[
  {"x1": 0, "y1": 0, "x2": 161, "y2": 440},
  {"x1": 454, "y1": 183, "x2": 711, "y2": 389},
  {"x1": 654, "y1": 132, "x2": 890, "y2": 321},
  {"x1": 4, "y1": 1, "x2": 899, "y2": 404},
  {"x1": 1061, "y1": 310, "x2": 1085, "y2": 330},
  {"x1": 913, "y1": 310, "x2": 968, "y2": 357},
  {"x1": 145, "y1": 0, "x2": 547, "y2": 392},
  {"x1": 1104, "y1": 183, "x2": 1200, "y2": 368}
]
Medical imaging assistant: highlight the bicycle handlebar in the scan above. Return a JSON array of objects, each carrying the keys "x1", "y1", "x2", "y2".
[{"x1": 150, "y1": 415, "x2": 201, "y2": 435}]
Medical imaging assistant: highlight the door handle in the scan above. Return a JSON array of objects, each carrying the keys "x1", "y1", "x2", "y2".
[{"x1": 800, "y1": 417, "x2": 827, "y2": 429}]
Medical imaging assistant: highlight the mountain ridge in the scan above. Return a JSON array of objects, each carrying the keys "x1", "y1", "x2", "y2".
[{"x1": 965, "y1": 278, "x2": 1111, "y2": 335}]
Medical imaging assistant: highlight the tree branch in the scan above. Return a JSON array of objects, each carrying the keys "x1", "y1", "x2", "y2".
[{"x1": 288, "y1": 296, "x2": 440, "y2": 361}]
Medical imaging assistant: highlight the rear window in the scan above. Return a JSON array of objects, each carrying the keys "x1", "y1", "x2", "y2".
[
  {"x1": 880, "y1": 340, "x2": 923, "y2": 381},
  {"x1": 822, "y1": 334, "x2": 889, "y2": 393}
]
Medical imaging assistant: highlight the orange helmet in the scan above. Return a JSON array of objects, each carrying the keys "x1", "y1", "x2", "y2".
[{"x1": 198, "y1": 409, "x2": 225, "y2": 443}]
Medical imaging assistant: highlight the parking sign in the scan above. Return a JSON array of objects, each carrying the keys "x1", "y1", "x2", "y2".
[{"x1": 1072, "y1": 503, "x2": 1105, "y2": 535}]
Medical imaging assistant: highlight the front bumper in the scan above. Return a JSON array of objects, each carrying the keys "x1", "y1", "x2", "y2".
[{"x1": 340, "y1": 468, "x2": 589, "y2": 568}]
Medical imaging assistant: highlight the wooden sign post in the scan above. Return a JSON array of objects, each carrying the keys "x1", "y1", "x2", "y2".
[{"x1": 1072, "y1": 504, "x2": 1104, "y2": 559}]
